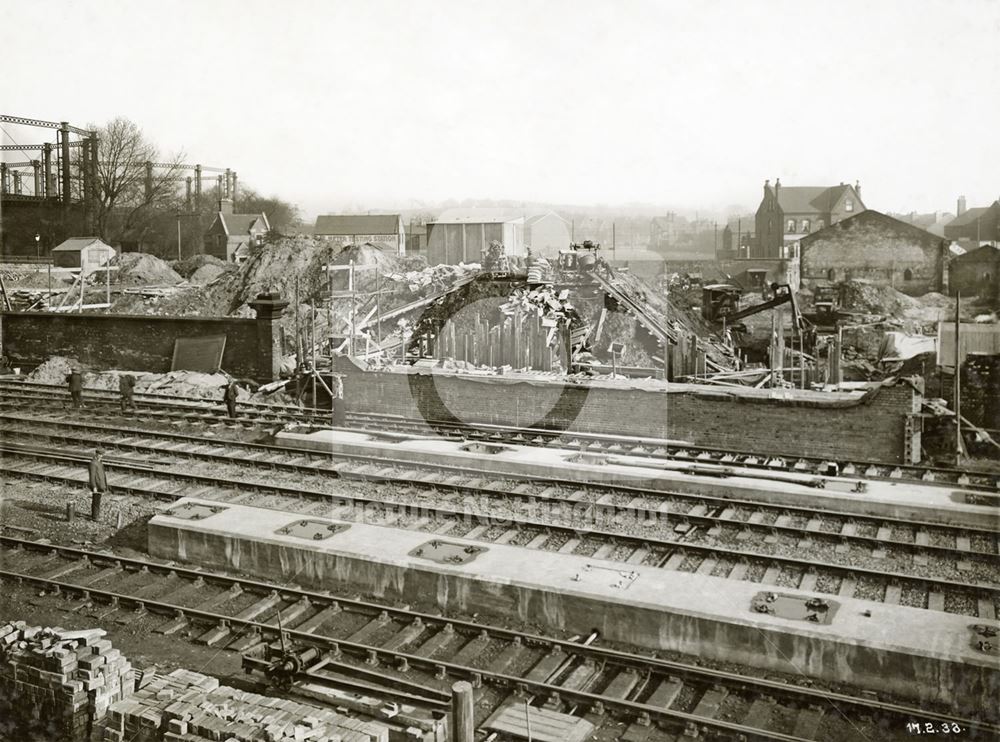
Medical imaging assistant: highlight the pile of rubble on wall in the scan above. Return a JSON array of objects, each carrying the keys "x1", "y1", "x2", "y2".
[
  {"x1": 384, "y1": 262, "x2": 480, "y2": 295},
  {"x1": 106, "y1": 668, "x2": 389, "y2": 742},
  {"x1": 27, "y1": 356, "x2": 257, "y2": 402},
  {"x1": 0, "y1": 622, "x2": 134, "y2": 741}
]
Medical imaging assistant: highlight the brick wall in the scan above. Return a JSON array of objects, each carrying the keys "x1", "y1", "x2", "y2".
[
  {"x1": 1, "y1": 306, "x2": 285, "y2": 381},
  {"x1": 338, "y1": 363, "x2": 918, "y2": 463},
  {"x1": 801, "y1": 213, "x2": 946, "y2": 295}
]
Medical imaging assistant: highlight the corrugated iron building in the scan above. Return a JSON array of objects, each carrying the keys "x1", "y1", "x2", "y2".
[{"x1": 425, "y1": 209, "x2": 525, "y2": 265}]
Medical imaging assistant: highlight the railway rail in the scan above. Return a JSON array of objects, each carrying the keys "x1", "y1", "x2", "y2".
[
  {"x1": 2, "y1": 378, "x2": 998, "y2": 492},
  {"x1": 0, "y1": 535, "x2": 993, "y2": 741},
  {"x1": 2, "y1": 422, "x2": 997, "y2": 618}
]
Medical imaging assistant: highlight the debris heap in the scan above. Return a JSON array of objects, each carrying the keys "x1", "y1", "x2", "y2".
[
  {"x1": 27, "y1": 356, "x2": 253, "y2": 401},
  {"x1": 0, "y1": 622, "x2": 134, "y2": 741}
]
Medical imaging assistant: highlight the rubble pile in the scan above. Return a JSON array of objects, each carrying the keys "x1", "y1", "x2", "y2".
[
  {"x1": 839, "y1": 279, "x2": 920, "y2": 316},
  {"x1": 105, "y1": 668, "x2": 389, "y2": 742},
  {"x1": 384, "y1": 262, "x2": 480, "y2": 295},
  {"x1": 26, "y1": 356, "x2": 253, "y2": 401},
  {"x1": 500, "y1": 286, "x2": 576, "y2": 324},
  {"x1": 0, "y1": 622, "x2": 134, "y2": 741}
]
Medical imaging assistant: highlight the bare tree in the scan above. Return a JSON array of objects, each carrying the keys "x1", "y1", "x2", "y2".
[{"x1": 82, "y1": 117, "x2": 185, "y2": 243}]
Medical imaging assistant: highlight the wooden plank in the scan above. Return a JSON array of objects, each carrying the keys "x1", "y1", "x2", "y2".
[{"x1": 484, "y1": 704, "x2": 594, "y2": 742}]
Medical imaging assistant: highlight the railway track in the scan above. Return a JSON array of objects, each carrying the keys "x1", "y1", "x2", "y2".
[
  {"x1": 2, "y1": 378, "x2": 998, "y2": 492},
  {"x1": 2, "y1": 422, "x2": 998, "y2": 618},
  {"x1": 0, "y1": 535, "x2": 992, "y2": 741}
]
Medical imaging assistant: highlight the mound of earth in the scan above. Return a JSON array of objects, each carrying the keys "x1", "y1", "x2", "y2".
[
  {"x1": 172, "y1": 254, "x2": 228, "y2": 279},
  {"x1": 189, "y1": 262, "x2": 230, "y2": 285},
  {"x1": 107, "y1": 253, "x2": 184, "y2": 286}
]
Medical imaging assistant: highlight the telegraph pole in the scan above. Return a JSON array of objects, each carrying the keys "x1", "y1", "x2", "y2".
[{"x1": 955, "y1": 291, "x2": 962, "y2": 463}]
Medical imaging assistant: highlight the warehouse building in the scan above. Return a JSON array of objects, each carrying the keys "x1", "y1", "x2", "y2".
[
  {"x1": 425, "y1": 208, "x2": 526, "y2": 265},
  {"x1": 799, "y1": 209, "x2": 947, "y2": 295},
  {"x1": 314, "y1": 214, "x2": 406, "y2": 255}
]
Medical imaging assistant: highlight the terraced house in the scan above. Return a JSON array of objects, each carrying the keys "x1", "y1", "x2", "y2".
[{"x1": 753, "y1": 179, "x2": 865, "y2": 258}]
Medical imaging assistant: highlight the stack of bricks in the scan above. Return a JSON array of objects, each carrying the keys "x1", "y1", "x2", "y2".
[
  {"x1": 104, "y1": 668, "x2": 391, "y2": 742},
  {"x1": 0, "y1": 621, "x2": 135, "y2": 742}
]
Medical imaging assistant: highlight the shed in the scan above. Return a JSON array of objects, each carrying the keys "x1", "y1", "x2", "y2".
[
  {"x1": 948, "y1": 244, "x2": 1000, "y2": 299},
  {"x1": 50, "y1": 237, "x2": 116, "y2": 276}
]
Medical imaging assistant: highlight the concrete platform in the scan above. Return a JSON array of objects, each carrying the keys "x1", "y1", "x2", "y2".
[
  {"x1": 149, "y1": 498, "x2": 999, "y2": 717},
  {"x1": 275, "y1": 428, "x2": 1000, "y2": 529}
]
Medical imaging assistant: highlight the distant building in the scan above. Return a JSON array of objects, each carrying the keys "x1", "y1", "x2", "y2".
[
  {"x1": 754, "y1": 179, "x2": 865, "y2": 258},
  {"x1": 525, "y1": 211, "x2": 571, "y2": 257},
  {"x1": 404, "y1": 222, "x2": 427, "y2": 258},
  {"x1": 799, "y1": 210, "x2": 948, "y2": 295},
  {"x1": 892, "y1": 211, "x2": 955, "y2": 238},
  {"x1": 948, "y1": 245, "x2": 1000, "y2": 300},
  {"x1": 314, "y1": 214, "x2": 406, "y2": 255},
  {"x1": 650, "y1": 213, "x2": 681, "y2": 250},
  {"x1": 50, "y1": 237, "x2": 115, "y2": 276},
  {"x1": 204, "y1": 199, "x2": 270, "y2": 263},
  {"x1": 425, "y1": 208, "x2": 526, "y2": 265},
  {"x1": 944, "y1": 200, "x2": 1000, "y2": 245},
  {"x1": 720, "y1": 215, "x2": 755, "y2": 259}
]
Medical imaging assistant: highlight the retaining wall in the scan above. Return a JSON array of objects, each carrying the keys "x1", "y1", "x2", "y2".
[
  {"x1": 0, "y1": 297, "x2": 286, "y2": 381},
  {"x1": 335, "y1": 362, "x2": 920, "y2": 463}
]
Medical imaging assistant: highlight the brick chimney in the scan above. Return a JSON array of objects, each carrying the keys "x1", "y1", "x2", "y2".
[
  {"x1": 774, "y1": 178, "x2": 781, "y2": 203},
  {"x1": 855, "y1": 180, "x2": 861, "y2": 198},
  {"x1": 957, "y1": 196, "x2": 966, "y2": 216},
  {"x1": 764, "y1": 179, "x2": 770, "y2": 195},
  {"x1": 218, "y1": 198, "x2": 234, "y2": 215}
]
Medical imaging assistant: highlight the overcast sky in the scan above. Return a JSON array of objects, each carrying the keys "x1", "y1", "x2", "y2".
[{"x1": 2, "y1": 0, "x2": 998, "y2": 219}]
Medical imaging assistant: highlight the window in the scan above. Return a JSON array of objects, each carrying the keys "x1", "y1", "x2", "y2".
[
  {"x1": 903, "y1": 268, "x2": 913, "y2": 281},
  {"x1": 827, "y1": 268, "x2": 836, "y2": 281},
  {"x1": 846, "y1": 199, "x2": 854, "y2": 212},
  {"x1": 801, "y1": 219, "x2": 810, "y2": 233},
  {"x1": 786, "y1": 219, "x2": 796, "y2": 233},
  {"x1": 817, "y1": 219, "x2": 825, "y2": 231}
]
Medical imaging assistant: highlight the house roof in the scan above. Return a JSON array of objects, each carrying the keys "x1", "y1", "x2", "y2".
[
  {"x1": 314, "y1": 214, "x2": 401, "y2": 235},
  {"x1": 431, "y1": 208, "x2": 526, "y2": 224},
  {"x1": 220, "y1": 214, "x2": 267, "y2": 235},
  {"x1": 799, "y1": 209, "x2": 942, "y2": 246},
  {"x1": 952, "y1": 244, "x2": 1000, "y2": 263},
  {"x1": 51, "y1": 237, "x2": 113, "y2": 253},
  {"x1": 946, "y1": 206, "x2": 991, "y2": 228},
  {"x1": 773, "y1": 184, "x2": 858, "y2": 214}
]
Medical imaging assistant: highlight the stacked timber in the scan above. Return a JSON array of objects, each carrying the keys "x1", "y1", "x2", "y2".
[
  {"x1": 104, "y1": 668, "x2": 390, "y2": 742},
  {"x1": 0, "y1": 621, "x2": 134, "y2": 741}
]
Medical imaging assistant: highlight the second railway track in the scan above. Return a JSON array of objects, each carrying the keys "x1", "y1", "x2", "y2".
[
  {"x1": 2, "y1": 411, "x2": 998, "y2": 619},
  {"x1": 0, "y1": 535, "x2": 994, "y2": 741}
]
